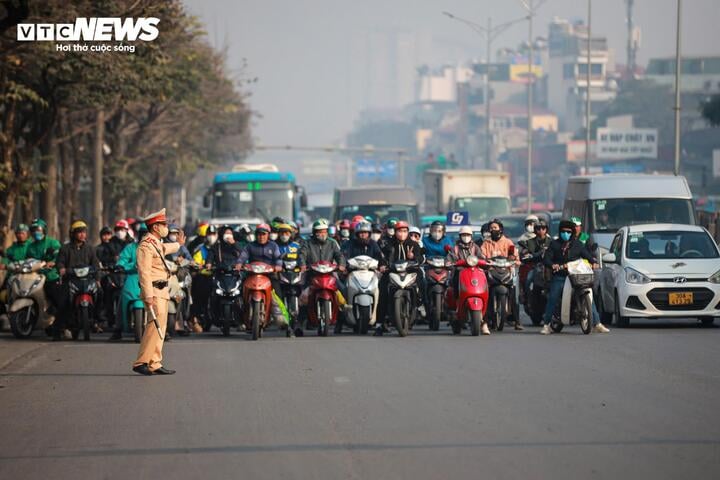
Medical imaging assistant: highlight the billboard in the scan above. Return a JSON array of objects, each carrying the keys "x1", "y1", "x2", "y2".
[{"x1": 597, "y1": 128, "x2": 658, "y2": 160}]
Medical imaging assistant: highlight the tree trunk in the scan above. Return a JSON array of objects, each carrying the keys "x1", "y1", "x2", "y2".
[
  {"x1": 0, "y1": 98, "x2": 17, "y2": 247},
  {"x1": 92, "y1": 109, "x2": 105, "y2": 244},
  {"x1": 59, "y1": 113, "x2": 74, "y2": 236},
  {"x1": 42, "y1": 122, "x2": 59, "y2": 237}
]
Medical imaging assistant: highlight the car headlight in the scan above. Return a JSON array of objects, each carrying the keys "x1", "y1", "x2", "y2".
[
  {"x1": 625, "y1": 267, "x2": 650, "y2": 284},
  {"x1": 709, "y1": 270, "x2": 720, "y2": 284}
]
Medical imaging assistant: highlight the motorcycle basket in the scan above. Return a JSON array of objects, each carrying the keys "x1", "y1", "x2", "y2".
[{"x1": 569, "y1": 273, "x2": 594, "y2": 288}]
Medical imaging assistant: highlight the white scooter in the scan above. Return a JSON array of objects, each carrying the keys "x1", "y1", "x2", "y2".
[
  {"x1": 344, "y1": 255, "x2": 380, "y2": 335},
  {"x1": 551, "y1": 259, "x2": 594, "y2": 334},
  {"x1": 7, "y1": 259, "x2": 54, "y2": 338},
  {"x1": 166, "y1": 259, "x2": 193, "y2": 338}
]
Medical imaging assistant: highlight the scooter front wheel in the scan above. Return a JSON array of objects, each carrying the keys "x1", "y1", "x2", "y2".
[
  {"x1": 579, "y1": 294, "x2": 592, "y2": 335},
  {"x1": 429, "y1": 293, "x2": 442, "y2": 331},
  {"x1": 251, "y1": 301, "x2": 262, "y2": 340},
  {"x1": 221, "y1": 304, "x2": 232, "y2": 337},
  {"x1": 469, "y1": 309, "x2": 482, "y2": 337},
  {"x1": 81, "y1": 307, "x2": 91, "y2": 342},
  {"x1": 9, "y1": 305, "x2": 37, "y2": 339},
  {"x1": 357, "y1": 305, "x2": 371, "y2": 335},
  {"x1": 495, "y1": 296, "x2": 506, "y2": 332},
  {"x1": 394, "y1": 296, "x2": 409, "y2": 337},
  {"x1": 317, "y1": 300, "x2": 331, "y2": 337},
  {"x1": 133, "y1": 308, "x2": 144, "y2": 343}
]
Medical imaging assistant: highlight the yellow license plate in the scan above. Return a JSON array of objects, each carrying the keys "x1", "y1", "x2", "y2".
[{"x1": 668, "y1": 292, "x2": 693, "y2": 306}]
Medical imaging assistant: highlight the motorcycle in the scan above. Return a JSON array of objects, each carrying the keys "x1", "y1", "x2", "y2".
[
  {"x1": 388, "y1": 260, "x2": 419, "y2": 337},
  {"x1": 101, "y1": 264, "x2": 126, "y2": 329},
  {"x1": 279, "y1": 257, "x2": 304, "y2": 336},
  {"x1": 307, "y1": 261, "x2": 339, "y2": 337},
  {"x1": 425, "y1": 256, "x2": 451, "y2": 331},
  {"x1": 66, "y1": 265, "x2": 98, "y2": 341},
  {"x1": 485, "y1": 250, "x2": 519, "y2": 332},
  {"x1": 166, "y1": 259, "x2": 193, "y2": 338},
  {"x1": 344, "y1": 255, "x2": 380, "y2": 335},
  {"x1": 242, "y1": 262, "x2": 276, "y2": 340},
  {"x1": 6, "y1": 259, "x2": 53, "y2": 338},
  {"x1": 521, "y1": 253, "x2": 548, "y2": 326},
  {"x1": 210, "y1": 264, "x2": 243, "y2": 336},
  {"x1": 445, "y1": 255, "x2": 489, "y2": 336},
  {"x1": 551, "y1": 259, "x2": 594, "y2": 335}
]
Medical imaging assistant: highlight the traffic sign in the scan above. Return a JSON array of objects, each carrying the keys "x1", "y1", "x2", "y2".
[{"x1": 447, "y1": 211, "x2": 469, "y2": 225}]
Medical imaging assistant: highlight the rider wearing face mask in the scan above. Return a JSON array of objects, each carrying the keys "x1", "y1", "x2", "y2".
[
  {"x1": 276, "y1": 223, "x2": 301, "y2": 261},
  {"x1": 337, "y1": 219, "x2": 352, "y2": 246},
  {"x1": 189, "y1": 225, "x2": 217, "y2": 333},
  {"x1": 341, "y1": 222, "x2": 384, "y2": 263},
  {"x1": 165, "y1": 224, "x2": 192, "y2": 263},
  {"x1": 518, "y1": 214, "x2": 539, "y2": 244},
  {"x1": 424, "y1": 221, "x2": 454, "y2": 257},
  {"x1": 480, "y1": 219, "x2": 517, "y2": 262},
  {"x1": 541, "y1": 220, "x2": 607, "y2": 335},
  {"x1": 370, "y1": 223, "x2": 383, "y2": 244},
  {"x1": 378, "y1": 218, "x2": 398, "y2": 251}
]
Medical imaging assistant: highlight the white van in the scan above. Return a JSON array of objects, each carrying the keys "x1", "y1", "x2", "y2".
[{"x1": 562, "y1": 174, "x2": 696, "y2": 251}]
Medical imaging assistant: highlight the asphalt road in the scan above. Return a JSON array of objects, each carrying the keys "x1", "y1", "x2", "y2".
[{"x1": 1, "y1": 319, "x2": 719, "y2": 480}]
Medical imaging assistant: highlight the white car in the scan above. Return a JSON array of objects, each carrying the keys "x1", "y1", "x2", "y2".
[{"x1": 598, "y1": 224, "x2": 720, "y2": 327}]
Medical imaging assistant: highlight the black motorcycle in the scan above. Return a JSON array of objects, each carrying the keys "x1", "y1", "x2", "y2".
[
  {"x1": 388, "y1": 260, "x2": 419, "y2": 337},
  {"x1": 66, "y1": 265, "x2": 99, "y2": 341},
  {"x1": 101, "y1": 264, "x2": 126, "y2": 329},
  {"x1": 279, "y1": 257, "x2": 304, "y2": 337},
  {"x1": 208, "y1": 265, "x2": 243, "y2": 336},
  {"x1": 521, "y1": 253, "x2": 548, "y2": 326},
  {"x1": 425, "y1": 256, "x2": 451, "y2": 331},
  {"x1": 485, "y1": 256, "x2": 518, "y2": 331}
]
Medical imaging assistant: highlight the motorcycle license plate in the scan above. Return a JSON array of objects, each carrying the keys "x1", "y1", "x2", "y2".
[{"x1": 668, "y1": 292, "x2": 693, "y2": 306}]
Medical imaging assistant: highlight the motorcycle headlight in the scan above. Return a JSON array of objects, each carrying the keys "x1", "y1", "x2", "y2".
[
  {"x1": 709, "y1": 270, "x2": 720, "y2": 284},
  {"x1": 215, "y1": 288, "x2": 224, "y2": 295},
  {"x1": 229, "y1": 287, "x2": 241, "y2": 296},
  {"x1": 291, "y1": 275, "x2": 301, "y2": 285},
  {"x1": 625, "y1": 267, "x2": 650, "y2": 285},
  {"x1": 466, "y1": 256, "x2": 479, "y2": 267}
]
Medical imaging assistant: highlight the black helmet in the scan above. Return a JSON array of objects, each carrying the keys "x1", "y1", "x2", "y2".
[
  {"x1": 206, "y1": 225, "x2": 218, "y2": 235},
  {"x1": 371, "y1": 223, "x2": 382, "y2": 233},
  {"x1": 430, "y1": 220, "x2": 446, "y2": 231},
  {"x1": 534, "y1": 220, "x2": 548, "y2": 230},
  {"x1": 488, "y1": 218, "x2": 504, "y2": 232},
  {"x1": 99, "y1": 226, "x2": 112, "y2": 236},
  {"x1": 558, "y1": 219, "x2": 575, "y2": 234}
]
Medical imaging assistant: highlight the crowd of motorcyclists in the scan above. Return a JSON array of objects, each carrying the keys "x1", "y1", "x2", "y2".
[{"x1": 0, "y1": 211, "x2": 610, "y2": 341}]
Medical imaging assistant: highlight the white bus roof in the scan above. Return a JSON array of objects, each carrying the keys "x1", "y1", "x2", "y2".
[{"x1": 567, "y1": 174, "x2": 692, "y2": 199}]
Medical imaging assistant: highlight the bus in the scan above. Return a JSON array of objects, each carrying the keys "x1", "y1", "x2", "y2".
[{"x1": 204, "y1": 164, "x2": 306, "y2": 226}]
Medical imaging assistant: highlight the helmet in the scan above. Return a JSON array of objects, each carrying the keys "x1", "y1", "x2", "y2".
[
  {"x1": 312, "y1": 219, "x2": 330, "y2": 231},
  {"x1": 169, "y1": 224, "x2": 181, "y2": 234},
  {"x1": 271, "y1": 216, "x2": 286, "y2": 225},
  {"x1": 327, "y1": 225, "x2": 337, "y2": 236},
  {"x1": 430, "y1": 220, "x2": 446, "y2": 231},
  {"x1": 570, "y1": 216, "x2": 583, "y2": 226},
  {"x1": 114, "y1": 220, "x2": 129, "y2": 230},
  {"x1": 137, "y1": 222, "x2": 148, "y2": 236},
  {"x1": 15, "y1": 223, "x2": 29, "y2": 233},
  {"x1": 355, "y1": 222, "x2": 372, "y2": 234},
  {"x1": 30, "y1": 218, "x2": 47, "y2": 231},
  {"x1": 338, "y1": 219, "x2": 351, "y2": 229},
  {"x1": 386, "y1": 217, "x2": 399, "y2": 229},
  {"x1": 409, "y1": 226, "x2": 421, "y2": 236},
  {"x1": 459, "y1": 226, "x2": 473, "y2": 236},
  {"x1": 255, "y1": 223, "x2": 271, "y2": 234},
  {"x1": 196, "y1": 223, "x2": 209, "y2": 237},
  {"x1": 287, "y1": 221, "x2": 299, "y2": 232},
  {"x1": 525, "y1": 214, "x2": 539, "y2": 224},
  {"x1": 235, "y1": 223, "x2": 252, "y2": 235},
  {"x1": 206, "y1": 225, "x2": 218, "y2": 235},
  {"x1": 99, "y1": 226, "x2": 112, "y2": 236},
  {"x1": 351, "y1": 215, "x2": 365, "y2": 224},
  {"x1": 371, "y1": 223, "x2": 383, "y2": 233},
  {"x1": 488, "y1": 218, "x2": 504, "y2": 231},
  {"x1": 277, "y1": 223, "x2": 292, "y2": 233},
  {"x1": 350, "y1": 221, "x2": 361, "y2": 232},
  {"x1": 364, "y1": 215, "x2": 374, "y2": 223},
  {"x1": 394, "y1": 220, "x2": 409, "y2": 230},
  {"x1": 559, "y1": 219, "x2": 575, "y2": 233},
  {"x1": 70, "y1": 220, "x2": 88, "y2": 233},
  {"x1": 534, "y1": 220, "x2": 548, "y2": 230}
]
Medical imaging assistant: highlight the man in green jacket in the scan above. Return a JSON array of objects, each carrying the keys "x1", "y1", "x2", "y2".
[
  {"x1": 0, "y1": 224, "x2": 31, "y2": 268},
  {"x1": 26, "y1": 219, "x2": 63, "y2": 327}
]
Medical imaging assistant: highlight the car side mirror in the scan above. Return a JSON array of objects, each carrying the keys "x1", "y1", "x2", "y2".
[{"x1": 602, "y1": 253, "x2": 616, "y2": 264}]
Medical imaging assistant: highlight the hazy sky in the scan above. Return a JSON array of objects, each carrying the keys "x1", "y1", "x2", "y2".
[{"x1": 184, "y1": 0, "x2": 720, "y2": 147}]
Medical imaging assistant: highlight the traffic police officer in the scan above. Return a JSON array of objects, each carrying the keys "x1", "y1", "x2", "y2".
[{"x1": 132, "y1": 208, "x2": 185, "y2": 376}]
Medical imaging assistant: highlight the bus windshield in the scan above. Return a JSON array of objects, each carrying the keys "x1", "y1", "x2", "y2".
[
  {"x1": 213, "y1": 182, "x2": 293, "y2": 220},
  {"x1": 591, "y1": 198, "x2": 694, "y2": 233}
]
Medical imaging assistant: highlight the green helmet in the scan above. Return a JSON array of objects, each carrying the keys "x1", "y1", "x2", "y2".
[
  {"x1": 570, "y1": 216, "x2": 582, "y2": 226},
  {"x1": 386, "y1": 217, "x2": 399, "y2": 229},
  {"x1": 30, "y1": 218, "x2": 47, "y2": 231},
  {"x1": 15, "y1": 223, "x2": 29, "y2": 233},
  {"x1": 312, "y1": 219, "x2": 329, "y2": 231}
]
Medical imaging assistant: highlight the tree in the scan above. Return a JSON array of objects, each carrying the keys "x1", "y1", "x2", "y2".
[{"x1": 701, "y1": 94, "x2": 720, "y2": 127}]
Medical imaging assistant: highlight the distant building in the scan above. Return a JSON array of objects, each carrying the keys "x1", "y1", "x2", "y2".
[
  {"x1": 547, "y1": 18, "x2": 617, "y2": 134},
  {"x1": 645, "y1": 56, "x2": 720, "y2": 94}
]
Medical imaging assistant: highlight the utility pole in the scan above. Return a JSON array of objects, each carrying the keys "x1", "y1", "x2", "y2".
[
  {"x1": 585, "y1": 0, "x2": 592, "y2": 174},
  {"x1": 92, "y1": 109, "x2": 105, "y2": 244},
  {"x1": 673, "y1": 0, "x2": 682, "y2": 176},
  {"x1": 442, "y1": 12, "x2": 525, "y2": 170},
  {"x1": 625, "y1": 0, "x2": 637, "y2": 78}
]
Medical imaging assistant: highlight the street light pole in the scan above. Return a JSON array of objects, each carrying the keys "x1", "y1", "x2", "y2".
[
  {"x1": 673, "y1": 0, "x2": 682, "y2": 176},
  {"x1": 585, "y1": 0, "x2": 592, "y2": 174},
  {"x1": 442, "y1": 12, "x2": 525, "y2": 170}
]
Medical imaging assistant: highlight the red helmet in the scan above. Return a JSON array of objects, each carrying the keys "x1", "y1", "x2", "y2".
[
  {"x1": 394, "y1": 220, "x2": 409, "y2": 230},
  {"x1": 339, "y1": 219, "x2": 351, "y2": 229},
  {"x1": 351, "y1": 215, "x2": 365, "y2": 224},
  {"x1": 255, "y1": 223, "x2": 271, "y2": 234},
  {"x1": 114, "y1": 219, "x2": 129, "y2": 230},
  {"x1": 350, "y1": 220, "x2": 361, "y2": 232}
]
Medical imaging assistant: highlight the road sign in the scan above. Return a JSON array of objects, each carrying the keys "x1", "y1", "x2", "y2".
[
  {"x1": 447, "y1": 211, "x2": 469, "y2": 226},
  {"x1": 597, "y1": 128, "x2": 658, "y2": 160}
]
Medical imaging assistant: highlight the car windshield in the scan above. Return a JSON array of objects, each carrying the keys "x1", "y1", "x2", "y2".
[
  {"x1": 338, "y1": 204, "x2": 417, "y2": 225},
  {"x1": 455, "y1": 197, "x2": 510, "y2": 224},
  {"x1": 498, "y1": 217, "x2": 526, "y2": 240},
  {"x1": 213, "y1": 182, "x2": 293, "y2": 220},
  {"x1": 626, "y1": 231, "x2": 719, "y2": 259},
  {"x1": 591, "y1": 198, "x2": 694, "y2": 233}
]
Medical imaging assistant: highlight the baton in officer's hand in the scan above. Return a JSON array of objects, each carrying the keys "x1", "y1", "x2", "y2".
[{"x1": 148, "y1": 305, "x2": 164, "y2": 339}]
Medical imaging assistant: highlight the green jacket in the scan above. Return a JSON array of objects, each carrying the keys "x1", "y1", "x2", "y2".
[
  {"x1": 26, "y1": 237, "x2": 62, "y2": 282},
  {"x1": 2, "y1": 240, "x2": 31, "y2": 265}
]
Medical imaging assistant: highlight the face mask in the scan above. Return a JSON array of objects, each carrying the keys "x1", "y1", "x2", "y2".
[
  {"x1": 223, "y1": 233, "x2": 234, "y2": 242},
  {"x1": 431, "y1": 231, "x2": 442, "y2": 241},
  {"x1": 460, "y1": 235, "x2": 472, "y2": 244},
  {"x1": 269, "y1": 232, "x2": 278, "y2": 241},
  {"x1": 168, "y1": 234, "x2": 178, "y2": 243},
  {"x1": 116, "y1": 230, "x2": 127, "y2": 240},
  {"x1": 316, "y1": 232, "x2": 328, "y2": 243},
  {"x1": 526, "y1": 225, "x2": 535, "y2": 233},
  {"x1": 371, "y1": 233, "x2": 381, "y2": 242},
  {"x1": 206, "y1": 234, "x2": 218, "y2": 245},
  {"x1": 279, "y1": 233, "x2": 291, "y2": 243},
  {"x1": 387, "y1": 228, "x2": 395, "y2": 237},
  {"x1": 490, "y1": 231, "x2": 501, "y2": 241},
  {"x1": 33, "y1": 231, "x2": 45, "y2": 241},
  {"x1": 560, "y1": 231, "x2": 572, "y2": 242},
  {"x1": 340, "y1": 229, "x2": 350, "y2": 239},
  {"x1": 156, "y1": 225, "x2": 169, "y2": 238},
  {"x1": 246, "y1": 234, "x2": 255, "y2": 243}
]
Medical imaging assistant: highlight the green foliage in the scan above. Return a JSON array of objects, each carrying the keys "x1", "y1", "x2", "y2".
[{"x1": 701, "y1": 94, "x2": 720, "y2": 127}]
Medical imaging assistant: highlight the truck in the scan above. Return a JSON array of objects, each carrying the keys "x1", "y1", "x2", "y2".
[
  {"x1": 423, "y1": 169, "x2": 511, "y2": 224},
  {"x1": 203, "y1": 164, "x2": 306, "y2": 227},
  {"x1": 332, "y1": 186, "x2": 418, "y2": 226}
]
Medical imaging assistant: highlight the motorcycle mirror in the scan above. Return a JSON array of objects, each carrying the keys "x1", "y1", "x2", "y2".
[
  {"x1": 444, "y1": 244, "x2": 452, "y2": 253},
  {"x1": 508, "y1": 245, "x2": 515, "y2": 255}
]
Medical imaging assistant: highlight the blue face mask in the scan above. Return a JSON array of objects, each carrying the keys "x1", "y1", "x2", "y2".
[
  {"x1": 33, "y1": 232, "x2": 45, "y2": 241},
  {"x1": 560, "y1": 231, "x2": 572, "y2": 242}
]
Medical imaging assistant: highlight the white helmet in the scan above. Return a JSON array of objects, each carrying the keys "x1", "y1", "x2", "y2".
[
  {"x1": 409, "y1": 226, "x2": 421, "y2": 236},
  {"x1": 459, "y1": 226, "x2": 473, "y2": 235},
  {"x1": 525, "y1": 214, "x2": 539, "y2": 223}
]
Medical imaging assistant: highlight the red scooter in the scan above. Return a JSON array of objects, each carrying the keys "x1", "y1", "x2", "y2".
[
  {"x1": 242, "y1": 262, "x2": 275, "y2": 340},
  {"x1": 307, "y1": 261, "x2": 339, "y2": 337},
  {"x1": 445, "y1": 255, "x2": 489, "y2": 336}
]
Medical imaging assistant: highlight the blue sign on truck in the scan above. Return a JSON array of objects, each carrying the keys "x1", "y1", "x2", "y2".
[{"x1": 446, "y1": 211, "x2": 470, "y2": 226}]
